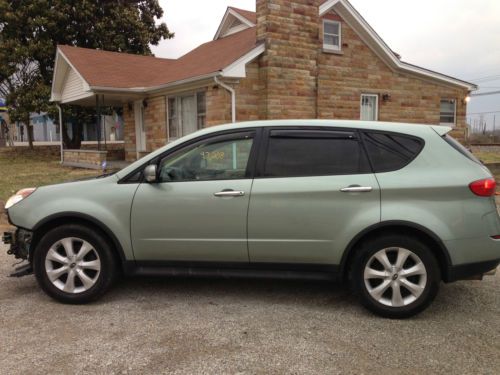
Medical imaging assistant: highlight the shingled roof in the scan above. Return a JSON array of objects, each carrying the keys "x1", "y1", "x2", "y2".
[{"x1": 58, "y1": 27, "x2": 258, "y2": 90}]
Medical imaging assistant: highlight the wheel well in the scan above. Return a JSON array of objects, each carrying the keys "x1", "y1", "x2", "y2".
[
  {"x1": 30, "y1": 216, "x2": 125, "y2": 271},
  {"x1": 341, "y1": 225, "x2": 451, "y2": 282}
]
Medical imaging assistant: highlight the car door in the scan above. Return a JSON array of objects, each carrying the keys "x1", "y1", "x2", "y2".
[
  {"x1": 131, "y1": 130, "x2": 258, "y2": 262},
  {"x1": 248, "y1": 127, "x2": 380, "y2": 266}
]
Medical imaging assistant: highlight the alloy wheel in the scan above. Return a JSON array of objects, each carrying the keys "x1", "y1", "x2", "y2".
[
  {"x1": 363, "y1": 247, "x2": 427, "y2": 307},
  {"x1": 44, "y1": 237, "x2": 101, "y2": 294}
]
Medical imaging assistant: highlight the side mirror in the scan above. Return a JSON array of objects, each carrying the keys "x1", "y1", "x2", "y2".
[{"x1": 144, "y1": 165, "x2": 158, "y2": 183}]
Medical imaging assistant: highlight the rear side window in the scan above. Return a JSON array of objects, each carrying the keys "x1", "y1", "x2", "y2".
[
  {"x1": 362, "y1": 132, "x2": 424, "y2": 173},
  {"x1": 442, "y1": 134, "x2": 481, "y2": 164},
  {"x1": 264, "y1": 130, "x2": 370, "y2": 177}
]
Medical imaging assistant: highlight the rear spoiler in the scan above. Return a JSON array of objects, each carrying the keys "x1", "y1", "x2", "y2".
[{"x1": 431, "y1": 125, "x2": 452, "y2": 136}]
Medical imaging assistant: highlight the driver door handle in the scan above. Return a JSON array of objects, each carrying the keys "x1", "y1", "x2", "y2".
[
  {"x1": 340, "y1": 186, "x2": 373, "y2": 193},
  {"x1": 214, "y1": 190, "x2": 245, "y2": 197}
]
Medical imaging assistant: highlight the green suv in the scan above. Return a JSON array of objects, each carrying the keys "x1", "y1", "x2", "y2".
[{"x1": 3, "y1": 120, "x2": 499, "y2": 318}]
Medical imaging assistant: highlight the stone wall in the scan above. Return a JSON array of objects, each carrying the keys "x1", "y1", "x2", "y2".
[
  {"x1": 317, "y1": 10, "x2": 468, "y2": 128},
  {"x1": 0, "y1": 142, "x2": 124, "y2": 158},
  {"x1": 256, "y1": 0, "x2": 320, "y2": 119},
  {"x1": 123, "y1": 104, "x2": 136, "y2": 162},
  {"x1": 63, "y1": 149, "x2": 107, "y2": 169},
  {"x1": 206, "y1": 85, "x2": 232, "y2": 126},
  {"x1": 144, "y1": 96, "x2": 167, "y2": 151}
]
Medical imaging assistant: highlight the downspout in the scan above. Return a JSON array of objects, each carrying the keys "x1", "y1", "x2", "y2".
[
  {"x1": 56, "y1": 104, "x2": 64, "y2": 164},
  {"x1": 214, "y1": 76, "x2": 236, "y2": 123}
]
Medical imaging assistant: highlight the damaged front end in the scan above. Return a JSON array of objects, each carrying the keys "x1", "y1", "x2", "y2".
[{"x1": 2, "y1": 228, "x2": 34, "y2": 277}]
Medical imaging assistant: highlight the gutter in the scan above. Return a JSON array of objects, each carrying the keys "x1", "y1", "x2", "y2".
[{"x1": 214, "y1": 76, "x2": 236, "y2": 123}]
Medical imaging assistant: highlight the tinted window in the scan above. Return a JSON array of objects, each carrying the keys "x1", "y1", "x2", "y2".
[
  {"x1": 159, "y1": 134, "x2": 254, "y2": 182},
  {"x1": 264, "y1": 130, "x2": 370, "y2": 177},
  {"x1": 442, "y1": 134, "x2": 481, "y2": 164},
  {"x1": 362, "y1": 132, "x2": 424, "y2": 173}
]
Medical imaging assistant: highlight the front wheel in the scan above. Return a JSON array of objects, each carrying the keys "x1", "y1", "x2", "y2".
[
  {"x1": 33, "y1": 224, "x2": 116, "y2": 304},
  {"x1": 350, "y1": 234, "x2": 440, "y2": 319}
]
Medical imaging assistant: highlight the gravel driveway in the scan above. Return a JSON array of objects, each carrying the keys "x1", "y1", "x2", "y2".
[{"x1": 0, "y1": 242, "x2": 499, "y2": 374}]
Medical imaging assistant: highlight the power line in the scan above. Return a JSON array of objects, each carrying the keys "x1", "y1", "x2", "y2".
[
  {"x1": 467, "y1": 110, "x2": 500, "y2": 115},
  {"x1": 470, "y1": 90, "x2": 500, "y2": 97},
  {"x1": 469, "y1": 74, "x2": 500, "y2": 82}
]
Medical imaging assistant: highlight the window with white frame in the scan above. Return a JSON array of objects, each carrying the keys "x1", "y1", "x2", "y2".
[
  {"x1": 440, "y1": 99, "x2": 456, "y2": 126},
  {"x1": 323, "y1": 20, "x2": 341, "y2": 51},
  {"x1": 167, "y1": 91, "x2": 206, "y2": 140},
  {"x1": 360, "y1": 94, "x2": 378, "y2": 121}
]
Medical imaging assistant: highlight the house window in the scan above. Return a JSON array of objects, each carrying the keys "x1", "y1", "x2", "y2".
[
  {"x1": 197, "y1": 92, "x2": 206, "y2": 129},
  {"x1": 440, "y1": 99, "x2": 456, "y2": 126},
  {"x1": 323, "y1": 20, "x2": 341, "y2": 51},
  {"x1": 360, "y1": 94, "x2": 379, "y2": 121},
  {"x1": 168, "y1": 98, "x2": 178, "y2": 139},
  {"x1": 167, "y1": 91, "x2": 207, "y2": 140}
]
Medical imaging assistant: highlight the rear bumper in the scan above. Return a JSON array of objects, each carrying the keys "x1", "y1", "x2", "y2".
[{"x1": 446, "y1": 259, "x2": 499, "y2": 282}]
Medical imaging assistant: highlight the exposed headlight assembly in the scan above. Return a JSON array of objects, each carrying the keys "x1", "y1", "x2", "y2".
[{"x1": 5, "y1": 188, "x2": 37, "y2": 210}]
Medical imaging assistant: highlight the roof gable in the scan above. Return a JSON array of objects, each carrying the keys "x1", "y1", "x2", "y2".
[
  {"x1": 51, "y1": 27, "x2": 262, "y2": 98},
  {"x1": 214, "y1": 7, "x2": 256, "y2": 40},
  {"x1": 320, "y1": 0, "x2": 476, "y2": 90}
]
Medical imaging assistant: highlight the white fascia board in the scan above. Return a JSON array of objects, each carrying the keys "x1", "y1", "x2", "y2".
[
  {"x1": 60, "y1": 91, "x2": 94, "y2": 104},
  {"x1": 221, "y1": 44, "x2": 265, "y2": 78},
  {"x1": 214, "y1": 8, "x2": 255, "y2": 40},
  {"x1": 320, "y1": 0, "x2": 477, "y2": 90},
  {"x1": 89, "y1": 73, "x2": 219, "y2": 95}
]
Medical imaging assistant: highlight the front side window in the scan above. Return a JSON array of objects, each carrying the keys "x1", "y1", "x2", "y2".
[
  {"x1": 362, "y1": 132, "x2": 424, "y2": 173},
  {"x1": 264, "y1": 130, "x2": 370, "y2": 177},
  {"x1": 360, "y1": 94, "x2": 378, "y2": 121},
  {"x1": 323, "y1": 20, "x2": 341, "y2": 51},
  {"x1": 440, "y1": 99, "x2": 456, "y2": 126},
  {"x1": 159, "y1": 134, "x2": 254, "y2": 182}
]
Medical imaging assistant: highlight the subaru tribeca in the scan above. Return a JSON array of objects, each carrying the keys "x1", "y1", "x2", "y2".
[{"x1": 3, "y1": 120, "x2": 499, "y2": 318}]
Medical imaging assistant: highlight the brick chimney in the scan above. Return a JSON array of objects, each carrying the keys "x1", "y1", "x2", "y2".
[{"x1": 256, "y1": 0, "x2": 320, "y2": 119}]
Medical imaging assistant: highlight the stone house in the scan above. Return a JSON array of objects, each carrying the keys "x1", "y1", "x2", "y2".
[{"x1": 50, "y1": 0, "x2": 477, "y2": 161}]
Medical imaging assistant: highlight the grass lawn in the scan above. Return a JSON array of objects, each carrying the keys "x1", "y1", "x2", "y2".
[
  {"x1": 473, "y1": 152, "x2": 500, "y2": 165},
  {"x1": 0, "y1": 152, "x2": 100, "y2": 204}
]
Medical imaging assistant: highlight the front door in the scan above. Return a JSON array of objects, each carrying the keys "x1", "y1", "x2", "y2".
[
  {"x1": 248, "y1": 128, "x2": 380, "y2": 265},
  {"x1": 131, "y1": 131, "x2": 257, "y2": 262}
]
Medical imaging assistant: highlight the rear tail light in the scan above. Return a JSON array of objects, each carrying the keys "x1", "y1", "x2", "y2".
[
  {"x1": 469, "y1": 178, "x2": 496, "y2": 197},
  {"x1": 491, "y1": 235, "x2": 500, "y2": 240}
]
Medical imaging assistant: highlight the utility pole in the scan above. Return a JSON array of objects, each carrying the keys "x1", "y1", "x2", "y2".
[{"x1": 494, "y1": 115, "x2": 496, "y2": 143}]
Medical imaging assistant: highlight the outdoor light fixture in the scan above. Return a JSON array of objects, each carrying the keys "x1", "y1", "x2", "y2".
[
  {"x1": 143, "y1": 100, "x2": 148, "y2": 108},
  {"x1": 382, "y1": 94, "x2": 391, "y2": 102},
  {"x1": 464, "y1": 96, "x2": 471, "y2": 103}
]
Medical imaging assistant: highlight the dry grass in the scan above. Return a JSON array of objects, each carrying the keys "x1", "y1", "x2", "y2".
[
  {"x1": 0, "y1": 151, "x2": 100, "y2": 213},
  {"x1": 474, "y1": 152, "x2": 500, "y2": 164}
]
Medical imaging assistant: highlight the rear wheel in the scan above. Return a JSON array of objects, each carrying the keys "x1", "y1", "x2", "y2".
[
  {"x1": 33, "y1": 224, "x2": 116, "y2": 304},
  {"x1": 350, "y1": 234, "x2": 440, "y2": 319}
]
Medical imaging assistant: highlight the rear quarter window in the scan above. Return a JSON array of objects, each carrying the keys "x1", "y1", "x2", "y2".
[{"x1": 362, "y1": 132, "x2": 424, "y2": 173}]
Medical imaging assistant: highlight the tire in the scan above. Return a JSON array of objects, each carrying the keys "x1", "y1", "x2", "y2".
[
  {"x1": 33, "y1": 224, "x2": 116, "y2": 304},
  {"x1": 350, "y1": 234, "x2": 440, "y2": 319}
]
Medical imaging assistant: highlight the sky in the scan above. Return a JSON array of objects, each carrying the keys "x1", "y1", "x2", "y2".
[{"x1": 152, "y1": 0, "x2": 500, "y2": 129}]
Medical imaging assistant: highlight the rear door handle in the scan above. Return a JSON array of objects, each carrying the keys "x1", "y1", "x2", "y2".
[
  {"x1": 340, "y1": 186, "x2": 373, "y2": 193},
  {"x1": 214, "y1": 190, "x2": 245, "y2": 197}
]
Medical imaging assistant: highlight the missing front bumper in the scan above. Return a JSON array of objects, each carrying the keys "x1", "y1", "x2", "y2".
[
  {"x1": 3, "y1": 229, "x2": 32, "y2": 260},
  {"x1": 3, "y1": 229, "x2": 34, "y2": 277}
]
